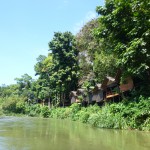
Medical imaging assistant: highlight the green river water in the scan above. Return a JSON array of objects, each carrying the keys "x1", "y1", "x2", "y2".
[{"x1": 0, "y1": 117, "x2": 150, "y2": 150}]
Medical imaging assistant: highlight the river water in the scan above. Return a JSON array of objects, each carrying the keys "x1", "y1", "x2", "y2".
[{"x1": 0, "y1": 117, "x2": 149, "y2": 150}]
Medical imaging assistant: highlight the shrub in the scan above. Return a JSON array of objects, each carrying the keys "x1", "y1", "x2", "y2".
[
  {"x1": 1, "y1": 94, "x2": 149, "y2": 131},
  {"x1": 2, "y1": 97, "x2": 18, "y2": 113},
  {"x1": 79, "y1": 111, "x2": 90, "y2": 123},
  {"x1": 25, "y1": 104, "x2": 41, "y2": 117},
  {"x1": 41, "y1": 106, "x2": 51, "y2": 118},
  {"x1": 70, "y1": 103, "x2": 81, "y2": 113},
  {"x1": 16, "y1": 101, "x2": 26, "y2": 114},
  {"x1": 88, "y1": 113, "x2": 100, "y2": 127},
  {"x1": 0, "y1": 108, "x2": 3, "y2": 116}
]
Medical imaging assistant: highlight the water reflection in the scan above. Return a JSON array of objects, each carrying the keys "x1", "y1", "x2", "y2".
[{"x1": 0, "y1": 117, "x2": 149, "y2": 150}]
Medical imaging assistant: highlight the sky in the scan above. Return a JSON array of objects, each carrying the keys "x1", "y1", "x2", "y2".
[{"x1": 0, "y1": 0, "x2": 104, "y2": 85}]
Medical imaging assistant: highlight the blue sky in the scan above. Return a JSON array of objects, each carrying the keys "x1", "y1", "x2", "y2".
[{"x1": 0, "y1": 0, "x2": 104, "y2": 85}]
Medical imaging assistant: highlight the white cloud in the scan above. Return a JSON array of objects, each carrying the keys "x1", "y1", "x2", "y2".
[{"x1": 73, "y1": 11, "x2": 97, "y2": 34}]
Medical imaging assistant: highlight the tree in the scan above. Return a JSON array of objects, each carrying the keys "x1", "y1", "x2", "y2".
[
  {"x1": 34, "y1": 55, "x2": 47, "y2": 76},
  {"x1": 95, "y1": 0, "x2": 150, "y2": 80},
  {"x1": 49, "y1": 32, "x2": 79, "y2": 105},
  {"x1": 15, "y1": 74, "x2": 33, "y2": 98},
  {"x1": 0, "y1": 85, "x2": 15, "y2": 98},
  {"x1": 34, "y1": 54, "x2": 53, "y2": 105},
  {"x1": 75, "y1": 19, "x2": 100, "y2": 85},
  {"x1": 93, "y1": 51, "x2": 117, "y2": 82},
  {"x1": 76, "y1": 18, "x2": 118, "y2": 84},
  {"x1": 76, "y1": 19, "x2": 100, "y2": 61}
]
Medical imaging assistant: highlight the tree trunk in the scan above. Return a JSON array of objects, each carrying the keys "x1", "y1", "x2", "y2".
[{"x1": 48, "y1": 97, "x2": 51, "y2": 109}]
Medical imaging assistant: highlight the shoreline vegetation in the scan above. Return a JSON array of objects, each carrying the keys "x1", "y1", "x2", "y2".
[
  {"x1": 0, "y1": 95, "x2": 150, "y2": 131},
  {"x1": 0, "y1": 0, "x2": 150, "y2": 132}
]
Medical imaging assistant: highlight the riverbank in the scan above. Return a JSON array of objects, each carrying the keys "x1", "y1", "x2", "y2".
[
  {"x1": 48, "y1": 96, "x2": 150, "y2": 131},
  {"x1": 1, "y1": 96, "x2": 150, "y2": 131}
]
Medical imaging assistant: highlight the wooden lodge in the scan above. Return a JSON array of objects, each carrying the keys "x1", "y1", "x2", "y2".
[
  {"x1": 105, "y1": 69, "x2": 121, "y2": 101},
  {"x1": 92, "y1": 77, "x2": 108, "y2": 105},
  {"x1": 119, "y1": 76, "x2": 134, "y2": 96},
  {"x1": 70, "y1": 68, "x2": 135, "y2": 106},
  {"x1": 70, "y1": 91, "x2": 78, "y2": 104}
]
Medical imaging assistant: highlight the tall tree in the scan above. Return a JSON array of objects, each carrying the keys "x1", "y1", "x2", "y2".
[
  {"x1": 14, "y1": 74, "x2": 34, "y2": 101},
  {"x1": 95, "y1": 0, "x2": 150, "y2": 79},
  {"x1": 76, "y1": 19, "x2": 100, "y2": 61},
  {"x1": 75, "y1": 19, "x2": 99, "y2": 85},
  {"x1": 76, "y1": 18, "x2": 117, "y2": 84},
  {"x1": 49, "y1": 32, "x2": 79, "y2": 104},
  {"x1": 34, "y1": 54, "x2": 53, "y2": 105}
]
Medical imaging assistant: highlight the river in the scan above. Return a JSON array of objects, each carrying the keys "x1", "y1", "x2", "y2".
[{"x1": 0, "y1": 117, "x2": 149, "y2": 150}]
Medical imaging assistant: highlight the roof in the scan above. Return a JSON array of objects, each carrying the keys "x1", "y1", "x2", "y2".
[
  {"x1": 107, "y1": 69, "x2": 122, "y2": 86},
  {"x1": 77, "y1": 88, "x2": 86, "y2": 95},
  {"x1": 107, "y1": 76, "x2": 115, "y2": 85},
  {"x1": 70, "y1": 91, "x2": 77, "y2": 97}
]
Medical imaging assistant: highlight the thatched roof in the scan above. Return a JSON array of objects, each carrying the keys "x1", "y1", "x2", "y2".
[
  {"x1": 101, "y1": 77, "x2": 109, "y2": 89},
  {"x1": 93, "y1": 84, "x2": 101, "y2": 93},
  {"x1": 77, "y1": 88, "x2": 86, "y2": 95},
  {"x1": 93, "y1": 77, "x2": 109, "y2": 93},
  {"x1": 107, "y1": 76, "x2": 115, "y2": 85},
  {"x1": 107, "y1": 69, "x2": 122, "y2": 86},
  {"x1": 70, "y1": 91, "x2": 77, "y2": 97},
  {"x1": 95, "y1": 83, "x2": 102, "y2": 89}
]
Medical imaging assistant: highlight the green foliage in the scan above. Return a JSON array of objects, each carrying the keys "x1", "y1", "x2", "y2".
[
  {"x1": 47, "y1": 96, "x2": 150, "y2": 131},
  {"x1": 32, "y1": 31, "x2": 79, "y2": 105},
  {"x1": 95, "y1": 0, "x2": 150, "y2": 81},
  {"x1": 41, "y1": 106, "x2": 51, "y2": 118},
  {"x1": 93, "y1": 51, "x2": 117, "y2": 82},
  {"x1": 1, "y1": 92, "x2": 149, "y2": 131},
  {"x1": 75, "y1": 17, "x2": 118, "y2": 85},
  {"x1": 70, "y1": 103, "x2": 81, "y2": 113},
  {"x1": 88, "y1": 113, "x2": 100, "y2": 127},
  {"x1": 0, "y1": 0, "x2": 150, "y2": 132},
  {"x1": 1, "y1": 96, "x2": 27, "y2": 114},
  {"x1": 2, "y1": 96, "x2": 21, "y2": 113},
  {"x1": 76, "y1": 19, "x2": 99, "y2": 58},
  {"x1": 79, "y1": 111, "x2": 90, "y2": 123},
  {"x1": 16, "y1": 101, "x2": 26, "y2": 114},
  {"x1": 0, "y1": 84, "x2": 19, "y2": 97},
  {"x1": 48, "y1": 32, "x2": 79, "y2": 102},
  {"x1": 0, "y1": 109, "x2": 3, "y2": 116},
  {"x1": 15, "y1": 74, "x2": 33, "y2": 92},
  {"x1": 75, "y1": 19, "x2": 100, "y2": 84},
  {"x1": 25, "y1": 104, "x2": 41, "y2": 117},
  {"x1": 34, "y1": 55, "x2": 52, "y2": 77},
  {"x1": 69, "y1": 103, "x2": 81, "y2": 120},
  {"x1": 49, "y1": 107, "x2": 71, "y2": 119},
  {"x1": 77, "y1": 95, "x2": 83, "y2": 102}
]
